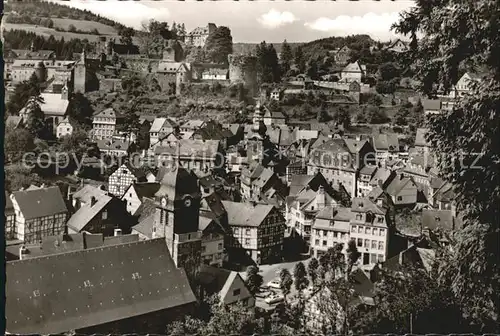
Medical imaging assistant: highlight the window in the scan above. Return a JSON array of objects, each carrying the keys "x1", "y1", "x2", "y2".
[
  {"x1": 233, "y1": 289, "x2": 241, "y2": 296},
  {"x1": 357, "y1": 238, "x2": 362, "y2": 247},
  {"x1": 218, "y1": 243, "x2": 223, "y2": 250},
  {"x1": 315, "y1": 239, "x2": 320, "y2": 246},
  {"x1": 246, "y1": 228, "x2": 251, "y2": 236},
  {"x1": 370, "y1": 253, "x2": 377, "y2": 264},
  {"x1": 379, "y1": 229, "x2": 385, "y2": 236},
  {"x1": 351, "y1": 225, "x2": 356, "y2": 232},
  {"x1": 358, "y1": 226, "x2": 363, "y2": 233},
  {"x1": 373, "y1": 228, "x2": 378, "y2": 236},
  {"x1": 365, "y1": 227, "x2": 370, "y2": 234},
  {"x1": 102, "y1": 211, "x2": 107, "y2": 220},
  {"x1": 364, "y1": 239, "x2": 370, "y2": 248},
  {"x1": 356, "y1": 213, "x2": 362, "y2": 220},
  {"x1": 234, "y1": 228, "x2": 239, "y2": 234},
  {"x1": 201, "y1": 245, "x2": 206, "y2": 253},
  {"x1": 397, "y1": 196, "x2": 403, "y2": 201},
  {"x1": 333, "y1": 232, "x2": 338, "y2": 238},
  {"x1": 378, "y1": 216, "x2": 384, "y2": 223},
  {"x1": 378, "y1": 254, "x2": 385, "y2": 262},
  {"x1": 245, "y1": 238, "x2": 250, "y2": 245},
  {"x1": 322, "y1": 240, "x2": 327, "y2": 246},
  {"x1": 378, "y1": 241, "x2": 384, "y2": 250},
  {"x1": 323, "y1": 231, "x2": 327, "y2": 237}
]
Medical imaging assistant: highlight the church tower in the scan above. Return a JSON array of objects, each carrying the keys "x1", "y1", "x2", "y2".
[
  {"x1": 152, "y1": 162, "x2": 202, "y2": 274},
  {"x1": 74, "y1": 50, "x2": 86, "y2": 93}
]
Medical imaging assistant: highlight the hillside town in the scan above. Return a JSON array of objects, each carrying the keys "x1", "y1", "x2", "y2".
[{"x1": 3, "y1": 1, "x2": 499, "y2": 335}]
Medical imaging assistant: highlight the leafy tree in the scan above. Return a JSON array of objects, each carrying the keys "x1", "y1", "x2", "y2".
[
  {"x1": 5, "y1": 126, "x2": 35, "y2": 162},
  {"x1": 68, "y1": 24, "x2": 76, "y2": 32},
  {"x1": 167, "y1": 316, "x2": 207, "y2": 335},
  {"x1": 6, "y1": 74, "x2": 41, "y2": 115},
  {"x1": 118, "y1": 26, "x2": 135, "y2": 45},
  {"x1": 308, "y1": 257, "x2": 319, "y2": 287},
  {"x1": 376, "y1": 80, "x2": 397, "y2": 94},
  {"x1": 366, "y1": 105, "x2": 388, "y2": 124},
  {"x1": 5, "y1": 164, "x2": 42, "y2": 193},
  {"x1": 367, "y1": 93, "x2": 383, "y2": 106},
  {"x1": 352, "y1": 264, "x2": 463, "y2": 334},
  {"x1": 332, "y1": 106, "x2": 351, "y2": 129},
  {"x1": 393, "y1": 0, "x2": 500, "y2": 330},
  {"x1": 245, "y1": 265, "x2": 263, "y2": 295},
  {"x1": 138, "y1": 19, "x2": 172, "y2": 57},
  {"x1": 68, "y1": 92, "x2": 93, "y2": 129},
  {"x1": 378, "y1": 62, "x2": 400, "y2": 81},
  {"x1": 204, "y1": 26, "x2": 233, "y2": 64},
  {"x1": 205, "y1": 299, "x2": 263, "y2": 335},
  {"x1": 316, "y1": 104, "x2": 331, "y2": 123},
  {"x1": 293, "y1": 261, "x2": 309, "y2": 292},
  {"x1": 393, "y1": 105, "x2": 410, "y2": 126},
  {"x1": 59, "y1": 128, "x2": 91, "y2": 158},
  {"x1": 279, "y1": 268, "x2": 293, "y2": 301},
  {"x1": 280, "y1": 39, "x2": 293, "y2": 74}
]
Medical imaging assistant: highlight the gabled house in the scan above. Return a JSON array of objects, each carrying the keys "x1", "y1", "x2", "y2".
[
  {"x1": 422, "y1": 98, "x2": 443, "y2": 116},
  {"x1": 357, "y1": 165, "x2": 378, "y2": 197},
  {"x1": 108, "y1": 163, "x2": 148, "y2": 197},
  {"x1": 67, "y1": 193, "x2": 131, "y2": 236},
  {"x1": 222, "y1": 201, "x2": 285, "y2": 265},
  {"x1": 197, "y1": 265, "x2": 255, "y2": 308},
  {"x1": 311, "y1": 205, "x2": 352, "y2": 259},
  {"x1": 91, "y1": 108, "x2": 117, "y2": 140},
  {"x1": 333, "y1": 45, "x2": 352, "y2": 65},
  {"x1": 371, "y1": 133, "x2": 400, "y2": 164},
  {"x1": 97, "y1": 138, "x2": 130, "y2": 157},
  {"x1": 180, "y1": 119, "x2": 206, "y2": 133},
  {"x1": 385, "y1": 173, "x2": 419, "y2": 207},
  {"x1": 263, "y1": 105, "x2": 287, "y2": 126},
  {"x1": 340, "y1": 61, "x2": 365, "y2": 83},
  {"x1": 414, "y1": 128, "x2": 430, "y2": 154},
  {"x1": 121, "y1": 182, "x2": 161, "y2": 216},
  {"x1": 239, "y1": 163, "x2": 287, "y2": 202},
  {"x1": 56, "y1": 117, "x2": 73, "y2": 139},
  {"x1": 10, "y1": 186, "x2": 69, "y2": 243},
  {"x1": 199, "y1": 214, "x2": 226, "y2": 267},
  {"x1": 386, "y1": 39, "x2": 409, "y2": 53},
  {"x1": 6, "y1": 239, "x2": 197, "y2": 334},
  {"x1": 349, "y1": 197, "x2": 390, "y2": 266},
  {"x1": 5, "y1": 191, "x2": 16, "y2": 240},
  {"x1": 308, "y1": 138, "x2": 376, "y2": 197},
  {"x1": 453, "y1": 71, "x2": 486, "y2": 98},
  {"x1": 149, "y1": 117, "x2": 178, "y2": 146}
]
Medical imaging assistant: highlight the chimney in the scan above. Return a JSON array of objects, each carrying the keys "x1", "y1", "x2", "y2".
[
  {"x1": 90, "y1": 196, "x2": 97, "y2": 207},
  {"x1": 114, "y1": 229, "x2": 122, "y2": 236}
]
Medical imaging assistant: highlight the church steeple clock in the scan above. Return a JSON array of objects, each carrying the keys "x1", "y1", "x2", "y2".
[{"x1": 153, "y1": 166, "x2": 202, "y2": 275}]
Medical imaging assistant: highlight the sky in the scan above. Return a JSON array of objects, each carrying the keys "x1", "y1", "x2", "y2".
[{"x1": 53, "y1": 0, "x2": 416, "y2": 43}]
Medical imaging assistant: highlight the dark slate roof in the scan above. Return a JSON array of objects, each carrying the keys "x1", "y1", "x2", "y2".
[
  {"x1": 133, "y1": 182, "x2": 161, "y2": 200},
  {"x1": 197, "y1": 265, "x2": 231, "y2": 291},
  {"x1": 67, "y1": 195, "x2": 113, "y2": 232},
  {"x1": 6, "y1": 238, "x2": 197, "y2": 334},
  {"x1": 13, "y1": 186, "x2": 68, "y2": 220}
]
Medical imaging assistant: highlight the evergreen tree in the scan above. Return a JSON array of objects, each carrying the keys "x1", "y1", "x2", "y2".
[
  {"x1": 6, "y1": 73, "x2": 41, "y2": 115},
  {"x1": 293, "y1": 261, "x2": 309, "y2": 292},
  {"x1": 294, "y1": 46, "x2": 306, "y2": 73},
  {"x1": 256, "y1": 41, "x2": 280, "y2": 83},
  {"x1": 25, "y1": 95, "x2": 46, "y2": 139},
  {"x1": 279, "y1": 268, "x2": 293, "y2": 301},
  {"x1": 280, "y1": 39, "x2": 293, "y2": 75}
]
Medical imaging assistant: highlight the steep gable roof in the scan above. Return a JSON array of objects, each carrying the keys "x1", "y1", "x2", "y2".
[
  {"x1": 6, "y1": 239, "x2": 196, "y2": 334},
  {"x1": 66, "y1": 195, "x2": 113, "y2": 232},
  {"x1": 222, "y1": 201, "x2": 274, "y2": 227},
  {"x1": 13, "y1": 186, "x2": 68, "y2": 220}
]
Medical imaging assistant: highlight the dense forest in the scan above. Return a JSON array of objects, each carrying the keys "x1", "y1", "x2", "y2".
[
  {"x1": 4, "y1": 0, "x2": 126, "y2": 30},
  {"x1": 4, "y1": 30, "x2": 93, "y2": 60}
]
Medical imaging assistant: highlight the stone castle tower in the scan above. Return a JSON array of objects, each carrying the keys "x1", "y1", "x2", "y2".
[
  {"x1": 163, "y1": 40, "x2": 183, "y2": 62},
  {"x1": 73, "y1": 50, "x2": 86, "y2": 93},
  {"x1": 228, "y1": 54, "x2": 258, "y2": 96}
]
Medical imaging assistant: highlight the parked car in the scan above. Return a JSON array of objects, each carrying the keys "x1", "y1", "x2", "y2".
[
  {"x1": 265, "y1": 294, "x2": 285, "y2": 304},
  {"x1": 267, "y1": 279, "x2": 281, "y2": 289}
]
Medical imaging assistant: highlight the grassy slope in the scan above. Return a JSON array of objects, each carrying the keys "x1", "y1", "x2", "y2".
[
  {"x1": 3, "y1": 23, "x2": 117, "y2": 42},
  {"x1": 51, "y1": 18, "x2": 118, "y2": 35}
]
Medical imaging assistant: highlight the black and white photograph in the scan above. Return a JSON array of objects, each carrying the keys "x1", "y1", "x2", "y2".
[{"x1": 2, "y1": 0, "x2": 499, "y2": 334}]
